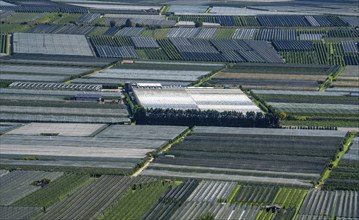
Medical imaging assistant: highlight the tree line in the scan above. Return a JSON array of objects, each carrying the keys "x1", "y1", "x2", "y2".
[{"x1": 134, "y1": 107, "x2": 280, "y2": 128}]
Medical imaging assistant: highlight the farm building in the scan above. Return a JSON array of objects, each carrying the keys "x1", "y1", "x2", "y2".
[
  {"x1": 75, "y1": 94, "x2": 103, "y2": 102},
  {"x1": 133, "y1": 86, "x2": 261, "y2": 113}
]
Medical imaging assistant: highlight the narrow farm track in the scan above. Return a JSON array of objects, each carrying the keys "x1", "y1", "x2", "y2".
[{"x1": 132, "y1": 157, "x2": 154, "y2": 177}]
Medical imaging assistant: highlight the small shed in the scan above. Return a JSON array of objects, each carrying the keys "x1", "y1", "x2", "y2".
[{"x1": 75, "y1": 94, "x2": 102, "y2": 102}]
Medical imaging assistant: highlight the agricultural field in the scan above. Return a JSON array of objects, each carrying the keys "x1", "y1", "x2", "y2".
[
  {"x1": 133, "y1": 87, "x2": 261, "y2": 113},
  {"x1": 36, "y1": 176, "x2": 157, "y2": 220},
  {"x1": 79, "y1": 61, "x2": 222, "y2": 86},
  {"x1": 209, "y1": 63, "x2": 338, "y2": 90},
  {"x1": 0, "y1": 85, "x2": 130, "y2": 123},
  {"x1": 140, "y1": 180, "x2": 308, "y2": 220},
  {"x1": 0, "y1": 170, "x2": 63, "y2": 205},
  {"x1": 0, "y1": 1, "x2": 358, "y2": 219},
  {"x1": 323, "y1": 137, "x2": 359, "y2": 191},
  {"x1": 143, "y1": 180, "x2": 198, "y2": 220},
  {"x1": 6, "y1": 123, "x2": 107, "y2": 137},
  {"x1": 0, "y1": 64, "x2": 93, "y2": 84},
  {"x1": 12, "y1": 33, "x2": 94, "y2": 57},
  {"x1": 329, "y1": 65, "x2": 359, "y2": 93},
  {"x1": 13, "y1": 173, "x2": 92, "y2": 208},
  {"x1": 27, "y1": 24, "x2": 95, "y2": 35},
  {"x1": 142, "y1": 126, "x2": 347, "y2": 186},
  {"x1": 0, "y1": 124, "x2": 186, "y2": 173},
  {"x1": 98, "y1": 180, "x2": 172, "y2": 220},
  {"x1": 2, "y1": 12, "x2": 46, "y2": 23},
  {"x1": 296, "y1": 190, "x2": 359, "y2": 219},
  {"x1": 252, "y1": 89, "x2": 359, "y2": 128}
]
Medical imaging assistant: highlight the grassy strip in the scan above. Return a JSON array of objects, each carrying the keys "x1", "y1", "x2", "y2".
[
  {"x1": 6, "y1": 34, "x2": 10, "y2": 54},
  {"x1": 98, "y1": 181, "x2": 171, "y2": 220},
  {"x1": 158, "y1": 128, "x2": 192, "y2": 154},
  {"x1": 319, "y1": 65, "x2": 344, "y2": 91},
  {"x1": 281, "y1": 119, "x2": 359, "y2": 128},
  {"x1": 160, "y1": 5, "x2": 170, "y2": 14},
  {"x1": 227, "y1": 185, "x2": 240, "y2": 203},
  {"x1": 13, "y1": 173, "x2": 92, "y2": 208},
  {"x1": 130, "y1": 128, "x2": 191, "y2": 176},
  {"x1": 316, "y1": 132, "x2": 356, "y2": 188},
  {"x1": 190, "y1": 65, "x2": 226, "y2": 87}
]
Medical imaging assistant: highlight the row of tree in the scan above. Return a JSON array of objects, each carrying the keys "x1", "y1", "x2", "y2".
[{"x1": 134, "y1": 108, "x2": 280, "y2": 128}]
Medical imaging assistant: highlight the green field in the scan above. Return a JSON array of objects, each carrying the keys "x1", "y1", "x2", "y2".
[
  {"x1": 141, "y1": 29, "x2": 171, "y2": 39},
  {"x1": 98, "y1": 180, "x2": 171, "y2": 220},
  {"x1": 0, "y1": 24, "x2": 31, "y2": 33},
  {"x1": 212, "y1": 28, "x2": 235, "y2": 39},
  {"x1": 13, "y1": 173, "x2": 92, "y2": 208}
]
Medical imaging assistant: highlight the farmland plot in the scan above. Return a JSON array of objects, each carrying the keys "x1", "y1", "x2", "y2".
[
  {"x1": 0, "y1": 85, "x2": 130, "y2": 124},
  {"x1": 0, "y1": 125, "x2": 186, "y2": 173},
  {"x1": 324, "y1": 137, "x2": 359, "y2": 191},
  {"x1": 296, "y1": 190, "x2": 359, "y2": 219},
  {"x1": 13, "y1": 173, "x2": 91, "y2": 208},
  {"x1": 0, "y1": 170, "x2": 63, "y2": 205},
  {"x1": 3, "y1": 12, "x2": 46, "y2": 23},
  {"x1": 171, "y1": 202, "x2": 260, "y2": 220},
  {"x1": 327, "y1": 66, "x2": 359, "y2": 92},
  {"x1": 339, "y1": 16, "x2": 359, "y2": 27},
  {"x1": 1, "y1": 64, "x2": 92, "y2": 75},
  {"x1": 168, "y1": 5, "x2": 208, "y2": 14},
  {"x1": 209, "y1": 63, "x2": 333, "y2": 90},
  {"x1": 12, "y1": 33, "x2": 94, "y2": 56},
  {"x1": 76, "y1": 13, "x2": 100, "y2": 23},
  {"x1": 6, "y1": 123, "x2": 106, "y2": 137},
  {"x1": 27, "y1": 24, "x2": 95, "y2": 35},
  {"x1": 89, "y1": 68, "x2": 211, "y2": 85},
  {"x1": 0, "y1": 55, "x2": 116, "y2": 68},
  {"x1": 186, "y1": 181, "x2": 237, "y2": 202},
  {"x1": 232, "y1": 28, "x2": 258, "y2": 40},
  {"x1": 257, "y1": 16, "x2": 309, "y2": 27},
  {"x1": 132, "y1": 37, "x2": 159, "y2": 49},
  {"x1": 256, "y1": 29, "x2": 296, "y2": 41},
  {"x1": 98, "y1": 180, "x2": 171, "y2": 220},
  {"x1": 341, "y1": 41, "x2": 359, "y2": 53},
  {"x1": 7, "y1": 82, "x2": 103, "y2": 91},
  {"x1": 0, "y1": 10, "x2": 14, "y2": 21},
  {"x1": 96, "y1": 124, "x2": 187, "y2": 140},
  {"x1": 115, "y1": 27, "x2": 144, "y2": 37},
  {"x1": 94, "y1": 46, "x2": 138, "y2": 58},
  {"x1": 272, "y1": 40, "x2": 314, "y2": 51},
  {"x1": 0, "y1": 122, "x2": 21, "y2": 135},
  {"x1": 143, "y1": 180, "x2": 198, "y2": 220},
  {"x1": 0, "y1": 206, "x2": 41, "y2": 220},
  {"x1": 37, "y1": 176, "x2": 156, "y2": 220},
  {"x1": 232, "y1": 185, "x2": 279, "y2": 205},
  {"x1": 143, "y1": 127, "x2": 346, "y2": 186},
  {"x1": 258, "y1": 93, "x2": 359, "y2": 116}
]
